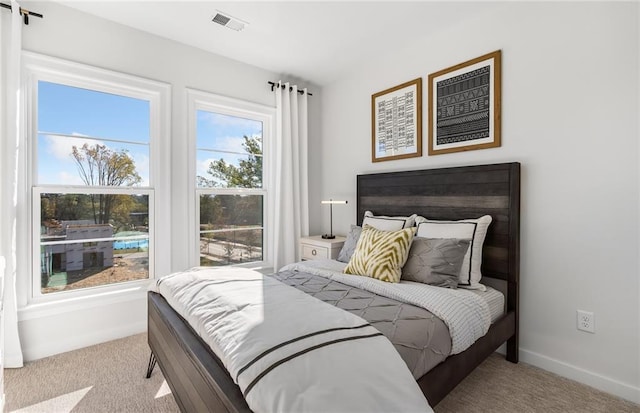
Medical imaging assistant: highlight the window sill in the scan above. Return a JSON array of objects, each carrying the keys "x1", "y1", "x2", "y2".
[{"x1": 18, "y1": 279, "x2": 151, "y2": 321}]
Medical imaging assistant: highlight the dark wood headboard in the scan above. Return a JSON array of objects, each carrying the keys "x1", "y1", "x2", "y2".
[{"x1": 356, "y1": 162, "x2": 520, "y2": 315}]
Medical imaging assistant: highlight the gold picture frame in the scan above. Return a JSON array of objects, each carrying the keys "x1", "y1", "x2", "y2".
[
  {"x1": 428, "y1": 50, "x2": 501, "y2": 155},
  {"x1": 371, "y1": 78, "x2": 422, "y2": 162}
]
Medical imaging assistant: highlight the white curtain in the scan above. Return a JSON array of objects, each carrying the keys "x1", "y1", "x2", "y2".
[
  {"x1": 0, "y1": 0, "x2": 25, "y2": 367},
  {"x1": 273, "y1": 82, "x2": 309, "y2": 271}
]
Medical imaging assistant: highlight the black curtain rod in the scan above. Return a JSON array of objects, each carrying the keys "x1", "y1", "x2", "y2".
[
  {"x1": 268, "y1": 81, "x2": 313, "y2": 96},
  {"x1": 0, "y1": 2, "x2": 43, "y2": 25}
]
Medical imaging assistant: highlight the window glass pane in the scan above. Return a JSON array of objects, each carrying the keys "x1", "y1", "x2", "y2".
[
  {"x1": 199, "y1": 194, "x2": 263, "y2": 266},
  {"x1": 199, "y1": 229, "x2": 263, "y2": 266},
  {"x1": 200, "y1": 194, "x2": 263, "y2": 228},
  {"x1": 40, "y1": 193, "x2": 149, "y2": 294},
  {"x1": 196, "y1": 110, "x2": 262, "y2": 150},
  {"x1": 38, "y1": 81, "x2": 150, "y2": 144},
  {"x1": 38, "y1": 134, "x2": 148, "y2": 186},
  {"x1": 37, "y1": 81, "x2": 150, "y2": 187},
  {"x1": 196, "y1": 150, "x2": 262, "y2": 188},
  {"x1": 196, "y1": 110, "x2": 262, "y2": 188},
  {"x1": 41, "y1": 243, "x2": 148, "y2": 294}
]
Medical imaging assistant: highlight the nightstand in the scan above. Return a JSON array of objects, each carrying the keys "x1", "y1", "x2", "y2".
[{"x1": 299, "y1": 235, "x2": 346, "y2": 261}]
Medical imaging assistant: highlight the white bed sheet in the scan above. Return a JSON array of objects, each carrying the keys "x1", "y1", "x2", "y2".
[
  {"x1": 152, "y1": 267, "x2": 433, "y2": 413},
  {"x1": 470, "y1": 287, "x2": 505, "y2": 323}
]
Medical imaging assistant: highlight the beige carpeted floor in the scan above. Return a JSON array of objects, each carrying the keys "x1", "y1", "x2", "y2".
[{"x1": 5, "y1": 333, "x2": 639, "y2": 413}]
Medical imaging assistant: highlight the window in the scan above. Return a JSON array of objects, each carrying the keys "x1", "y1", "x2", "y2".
[
  {"x1": 189, "y1": 90, "x2": 273, "y2": 268},
  {"x1": 25, "y1": 53, "x2": 169, "y2": 300}
]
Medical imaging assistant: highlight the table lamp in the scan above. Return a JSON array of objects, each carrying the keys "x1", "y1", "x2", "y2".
[{"x1": 321, "y1": 199, "x2": 347, "y2": 239}]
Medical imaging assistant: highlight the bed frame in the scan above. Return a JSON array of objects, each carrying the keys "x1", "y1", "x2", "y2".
[{"x1": 147, "y1": 162, "x2": 520, "y2": 412}]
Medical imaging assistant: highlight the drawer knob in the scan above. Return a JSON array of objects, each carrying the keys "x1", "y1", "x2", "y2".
[{"x1": 311, "y1": 249, "x2": 317, "y2": 256}]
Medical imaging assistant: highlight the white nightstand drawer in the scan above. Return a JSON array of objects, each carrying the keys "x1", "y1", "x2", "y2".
[
  {"x1": 301, "y1": 244, "x2": 329, "y2": 260},
  {"x1": 299, "y1": 236, "x2": 346, "y2": 261}
]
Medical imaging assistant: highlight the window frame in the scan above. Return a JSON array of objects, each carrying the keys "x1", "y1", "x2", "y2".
[
  {"x1": 22, "y1": 52, "x2": 171, "y2": 305},
  {"x1": 187, "y1": 88, "x2": 275, "y2": 270}
]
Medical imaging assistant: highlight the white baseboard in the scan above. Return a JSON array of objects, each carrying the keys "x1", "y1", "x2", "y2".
[
  {"x1": 18, "y1": 287, "x2": 148, "y2": 362},
  {"x1": 21, "y1": 320, "x2": 147, "y2": 362},
  {"x1": 4, "y1": 352, "x2": 24, "y2": 368},
  {"x1": 519, "y1": 348, "x2": 640, "y2": 405}
]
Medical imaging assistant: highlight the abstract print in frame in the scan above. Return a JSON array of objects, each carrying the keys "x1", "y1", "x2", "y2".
[
  {"x1": 371, "y1": 78, "x2": 422, "y2": 162},
  {"x1": 428, "y1": 50, "x2": 501, "y2": 155}
]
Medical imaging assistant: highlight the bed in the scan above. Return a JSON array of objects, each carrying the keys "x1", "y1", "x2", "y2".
[{"x1": 146, "y1": 161, "x2": 520, "y2": 412}]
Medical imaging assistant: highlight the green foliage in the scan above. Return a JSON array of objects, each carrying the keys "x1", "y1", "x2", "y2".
[
  {"x1": 198, "y1": 135, "x2": 262, "y2": 188},
  {"x1": 199, "y1": 194, "x2": 262, "y2": 227},
  {"x1": 41, "y1": 193, "x2": 93, "y2": 222},
  {"x1": 71, "y1": 143, "x2": 141, "y2": 225},
  {"x1": 72, "y1": 143, "x2": 141, "y2": 187},
  {"x1": 199, "y1": 195, "x2": 223, "y2": 226},
  {"x1": 110, "y1": 195, "x2": 136, "y2": 233},
  {"x1": 198, "y1": 135, "x2": 264, "y2": 265},
  {"x1": 41, "y1": 193, "x2": 148, "y2": 234}
]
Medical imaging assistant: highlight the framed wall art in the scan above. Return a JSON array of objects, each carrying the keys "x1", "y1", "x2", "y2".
[
  {"x1": 371, "y1": 78, "x2": 422, "y2": 162},
  {"x1": 428, "y1": 50, "x2": 501, "y2": 155}
]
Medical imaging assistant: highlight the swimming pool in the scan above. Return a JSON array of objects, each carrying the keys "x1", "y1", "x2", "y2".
[{"x1": 113, "y1": 232, "x2": 149, "y2": 250}]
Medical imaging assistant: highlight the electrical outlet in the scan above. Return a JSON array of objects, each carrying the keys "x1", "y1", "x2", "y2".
[{"x1": 577, "y1": 310, "x2": 595, "y2": 333}]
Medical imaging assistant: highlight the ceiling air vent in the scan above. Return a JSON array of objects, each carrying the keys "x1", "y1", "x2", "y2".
[{"x1": 212, "y1": 10, "x2": 247, "y2": 32}]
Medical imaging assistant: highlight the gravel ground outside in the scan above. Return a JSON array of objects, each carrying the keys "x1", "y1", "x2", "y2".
[{"x1": 42, "y1": 255, "x2": 148, "y2": 294}]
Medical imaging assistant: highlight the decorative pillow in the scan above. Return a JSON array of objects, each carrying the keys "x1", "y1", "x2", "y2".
[
  {"x1": 344, "y1": 224, "x2": 416, "y2": 283},
  {"x1": 414, "y1": 215, "x2": 492, "y2": 290},
  {"x1": 362, "y1": 210, "x2": 417, "y2": 231},
  {"x1": 401, "y1": 238, "x2": 471, "y2": 288},
  {"x1": 337, "y1": 225, "x2": 362, "y2": 263}
]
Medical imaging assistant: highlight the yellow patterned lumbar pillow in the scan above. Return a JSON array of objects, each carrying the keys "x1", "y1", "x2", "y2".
[{"x1": 344, "y1": 224, "x2": 416, "y2": 283}]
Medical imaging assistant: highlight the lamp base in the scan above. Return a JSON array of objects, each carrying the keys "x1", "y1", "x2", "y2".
[{"x1": 321, "y1": 234, "x2": 335, "y2": 239}]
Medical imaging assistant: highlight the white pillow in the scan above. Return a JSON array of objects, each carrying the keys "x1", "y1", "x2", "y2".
[
  {"x1": 363, "y1": 211, "x2": 417, "y2": 231},
  {"x1": 414, "y1": 215, "x2": 492, "y2": 290}
]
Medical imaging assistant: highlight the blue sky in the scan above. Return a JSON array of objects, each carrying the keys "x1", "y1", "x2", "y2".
[
  {"x1": 38, "y1": 81, "x2": 150, "y2": 186},
  {"x1": 37, "y1": 81, "x2": 262, "y2": 188},
  {"x1": 196, "y1": 111, "x2": 262, "y2": 186}
]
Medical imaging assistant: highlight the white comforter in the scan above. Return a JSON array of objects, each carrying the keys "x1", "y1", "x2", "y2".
[
  {"x1": 152, "y1": 267, "x2": 432, "y2": 413},
  {"x1": 282, "y1": 260, "x2": 492, "y2": 354}
]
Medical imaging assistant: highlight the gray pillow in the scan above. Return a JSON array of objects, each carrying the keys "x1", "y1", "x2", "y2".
[
  {"x1": 337, "y1": 225, "x2": 362, "y2": 263},
  {"x1": 401, "y1": 238, "x2": 471, "y2": 288}
]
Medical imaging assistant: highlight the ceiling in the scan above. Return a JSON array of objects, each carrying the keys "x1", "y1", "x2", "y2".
[{"x1": 57, "y1": 1, "x2": 499, "y2": 86}]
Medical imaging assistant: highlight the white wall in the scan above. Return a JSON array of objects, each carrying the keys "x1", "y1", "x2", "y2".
[
  {"x1": 315, "y1": 1, "x2": 639, "y2": 403},
  {"x1": 11, "y1": 0, "x2": 639, "y2": 404},
  {"x1": 16, "y1": 1, "x2": 318, "y2": 360}
]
